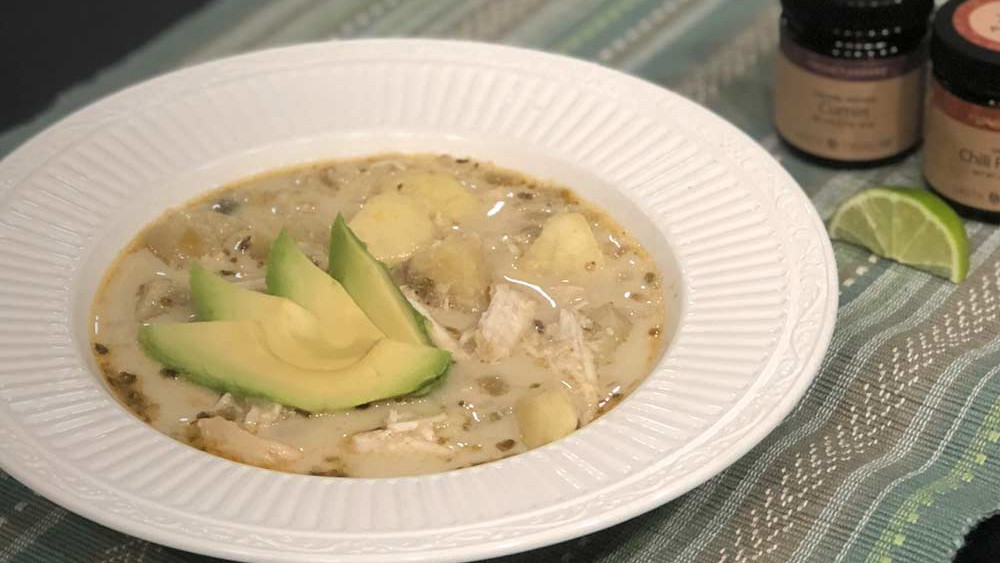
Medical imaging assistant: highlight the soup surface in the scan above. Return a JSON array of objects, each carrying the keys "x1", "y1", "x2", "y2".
[{"x1": 91, "y1": 154, "x2": 666, "y2": 477}]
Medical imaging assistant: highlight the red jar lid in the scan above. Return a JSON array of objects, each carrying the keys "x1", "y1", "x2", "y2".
[{"x1": 933, "y1": 0, "x2": 1000, "y2": 96}]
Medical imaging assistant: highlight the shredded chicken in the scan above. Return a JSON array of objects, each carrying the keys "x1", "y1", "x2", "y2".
[
  {"x1": 473, "y1": 284, "x2": 538, "y2": 363},
  {"x1": 523, "y1": 309, "x2": 600, "y2": 422},
  {"x1": 585, "y1": 303, "x2": 632, "y2": 362},
  {"x1": 401, "y1": 286, "x2": 468, "y2": 359},
  {"x1": 205, "y1": 393, "x2": 285, "y2": 433},
  {"x1": 349, "y1": 410, "x2": 451, "y2": 456},
  {"x1": 207, "y1": 393, "x2": 244, "y2": 421},
  {"x1": 558, "y1": 309, "x2": 599, "y2": 418},
  {"x1": 196, "y1": 417, "x2": 303, "y2": 471},
  {"x1": 243, "y1": 402, "x2": 285, "y2": 432}
]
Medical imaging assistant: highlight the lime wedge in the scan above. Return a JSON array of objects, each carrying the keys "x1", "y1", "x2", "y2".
[{"x1": 828, "y1": 187, "x2": 969, "y2": 283}]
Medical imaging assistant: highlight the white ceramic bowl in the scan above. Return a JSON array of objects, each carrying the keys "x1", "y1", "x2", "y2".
[{"x1": 0, "y1": 39, "x2": 836, "y2": 562}]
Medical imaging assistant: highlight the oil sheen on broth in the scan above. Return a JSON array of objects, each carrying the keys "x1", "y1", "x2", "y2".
[{"x1": 91, "y1": 154, "x2": 667, "y2": 478}]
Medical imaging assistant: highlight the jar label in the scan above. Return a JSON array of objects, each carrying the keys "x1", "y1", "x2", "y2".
[
  {"x1": 774, "y1": 35, "x2": 927, "y2": 161},
  {"x1": 924, "y1": 79, "x2": 1000, "y2": 212},
  {"x1": 955, "y1": 0, "x2": 1000, "y2": 52}
]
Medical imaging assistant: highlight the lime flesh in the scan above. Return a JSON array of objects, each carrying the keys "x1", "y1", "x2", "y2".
[{"x1": 828, "y1": 187, "x2": 969, "y2": 283}]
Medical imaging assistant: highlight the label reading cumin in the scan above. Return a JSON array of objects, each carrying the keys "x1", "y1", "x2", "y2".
[{"x1": 774, "y1": 34, "x2": 926, "y2": 161}]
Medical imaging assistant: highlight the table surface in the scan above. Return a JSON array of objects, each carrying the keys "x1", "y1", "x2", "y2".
[{"x1": 1, "y1": 1, "x2": 998, "y2": 562}]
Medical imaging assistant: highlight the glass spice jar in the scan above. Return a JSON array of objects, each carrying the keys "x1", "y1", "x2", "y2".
[
  {"x1": 924, "y1": 0, "x2": 1000, "y2": 222},
  {"x1": 774, "y1": 0, "x2": 934, "y2": 167}
]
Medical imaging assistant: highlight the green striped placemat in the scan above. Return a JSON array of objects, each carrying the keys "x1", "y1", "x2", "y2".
[{"x1": 1, "y1": 1, "x2": 996, "y2": 561}]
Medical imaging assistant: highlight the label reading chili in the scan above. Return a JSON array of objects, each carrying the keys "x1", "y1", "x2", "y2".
[
  {"x1": 924, "y1": 78, "x2": 1000, "y2": 212},
  {"x1": 774, "y1": 34, "x2": 927, "y2": 161}
]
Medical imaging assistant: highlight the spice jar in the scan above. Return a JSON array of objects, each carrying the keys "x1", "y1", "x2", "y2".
[
  {"x1": 774, "y1": 0, "x2": 934, "y2": 167},
  {"x1": 924, "y1": 0, "x2": 1000, "y2": 222}
]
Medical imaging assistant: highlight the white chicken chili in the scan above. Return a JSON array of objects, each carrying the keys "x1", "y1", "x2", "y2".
[{"x1": 90, "y1": 154, "x2": 667, "y2": 477}]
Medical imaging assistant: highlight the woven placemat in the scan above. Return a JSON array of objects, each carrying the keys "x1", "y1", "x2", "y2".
[{"x1": 1, "y1": 1, "x2": 996, "y2": 561}]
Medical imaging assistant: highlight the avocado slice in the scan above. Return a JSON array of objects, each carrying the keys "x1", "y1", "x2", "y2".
[
  {"x1": 408, "y1": 374, "x2": 447, "y2": 397},
  {"x1": 190, "y1": 262, "x2": 285, "y2": 322},
  {"x1": 188, "y1": 263, "x2": 367, "y2": 369},
  {"x1": 139, "y1": 321, "x2": 451, "y2": 412},
  {"x1": 328, "y1": 214, "x2": 430, "y2": 345},
  {"x1": 266, "y1": 230, "x2": 384, "y2": 350}
]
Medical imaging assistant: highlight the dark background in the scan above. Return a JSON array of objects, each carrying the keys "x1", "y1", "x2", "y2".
[
  {"x1": 0, "y1": 0, "x2": 210, "y2": 131},
  {"x1": 0, "y1": 0, "x2": 997, "y2": 561}
]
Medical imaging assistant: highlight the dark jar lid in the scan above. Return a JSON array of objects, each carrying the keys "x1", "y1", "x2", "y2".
[
  {"x1": 933, "y1": 0, "x2": 1000, "y2": 97},
  {"x1": 781, "y1": 0, "x2": 933, "y2": 31}
]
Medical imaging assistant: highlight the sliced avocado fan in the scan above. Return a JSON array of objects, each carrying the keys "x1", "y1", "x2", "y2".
[
  {"x1": 139, "y1": 230, "x2": 453, "y2": 413},
  {"x1": 189, "y1": 263, "x2": 363, "y2": 369}
]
